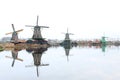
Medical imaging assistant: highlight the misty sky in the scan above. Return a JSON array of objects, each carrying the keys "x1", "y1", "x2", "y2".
[{"x1": 0, "y1": 0, "x2": 120, "y2": 40}]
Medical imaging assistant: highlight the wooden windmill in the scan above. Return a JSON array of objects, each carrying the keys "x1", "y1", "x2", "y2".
[
  {"x1": 26, "y1": 16, "x2": 49, "y2": 40},
  {"x1": 61, "y1": 28, "x2": 73, "y2": 46},
  {"x1": 64, "y1": 28, "x2": 73, "y2": 40},
  {"x1": 5, "y1": 24, "x2": 23, "y2": 44}
]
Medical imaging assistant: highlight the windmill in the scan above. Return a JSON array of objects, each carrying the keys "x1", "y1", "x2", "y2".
[
  {"x1": 101, "y1": 36, "x2": 108, "y2": 45},
  {"x1": 99, "y1": 33, "x2": 108, "y2": 53},
  {"x1": 5, "y1": 24, "x2": 23, "y2": 44},
  {"x1": 61, "y1": 28, "x2": 73, "y2": 46},
  {"x1": 25, "y1": 47, "x2": 49, "y2": 77},
  {"x1": 26, "y1": 16, "x2": 49, "y2": 40},
  {"x1": 64, "y1": 28, "x2": 73, "y2": 40},
  {"x1": 100, "y1": 33, "x2": 108, "y2": 46},
  {"x1": 5, "y1": 48, "x2": 23, "y2": 67}
]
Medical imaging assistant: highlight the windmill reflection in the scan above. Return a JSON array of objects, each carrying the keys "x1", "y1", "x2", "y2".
[
  {"x1": 26, "y1": 47, "x2": 49, "y2": 77},
  {"x1": 63, "y1": 44, "x2": 72, "y2": 61},
  {"x1": 5, "y1": 48, "x2": 23, "y2": 67},
  {"x1": 101, "y1": 44, "x2": 106, "y2": 52}
]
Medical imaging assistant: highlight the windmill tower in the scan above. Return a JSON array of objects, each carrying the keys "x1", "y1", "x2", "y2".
[
  {"x1": 26, "y1": 16, "x2": 49, "y2": 40},
  {"x1": 5, "y1": 24, "x2": 23, "y2": 43}
]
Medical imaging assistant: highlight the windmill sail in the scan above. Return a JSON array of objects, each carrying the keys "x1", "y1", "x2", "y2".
[
  {"x1": 5, "y1": 29, "x2": 23, "y2": 35},
  {"x1": 36, "y1": 16, "x2": 39, "y2": 26}
]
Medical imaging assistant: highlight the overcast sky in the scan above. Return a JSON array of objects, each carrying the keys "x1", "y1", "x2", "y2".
[{"x1": 0, "y1": 0, "x2": 120, "y2": 40}]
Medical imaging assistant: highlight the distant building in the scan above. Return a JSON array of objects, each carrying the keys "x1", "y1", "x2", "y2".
[{"x1": 0, "y1": 37, "x2": 11, "y2": 42}]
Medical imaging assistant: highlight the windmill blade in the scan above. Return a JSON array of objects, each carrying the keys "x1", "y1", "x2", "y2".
[
  {"x1": 5, "y1": 32, "x2": 13, "y2": 35},
  {"x1": 25, "y1": 25, "x2": 35, "y2": 27},
  {"x1": 5, "y1": 29, "x2": 23, "y2": 35},
  {"x1": 40, "y1": 26, "x2": 49, "y2": 28},
  {"x1": 36, "y1": 67, "x2": 39, "y2": 77},
  {"x1": 5, "y1": 56, "x2": 13, "y2": 59},
  {"x1": 12, "y1": 59, "x2": 15, "y2": 67},
  {"x1": 25, "y1": 65, "x2": 34, "y2": 67},
  {"x1": 16, "y1": 58, "x2": 23, "y2": 61},
  {"x1": 16, "y1": 29, "x2": 24, "y2": 32},
  {"x1": 36, "y1": 16, "x2": 39, "y2": 26},
  {"x1": 69, "y1": 33, "x2": 74, "y2": 35},
  {"x1": 67, "y1": 28, "x2": 68, "y2": 33},
  {"x1": 5, "y1": 56, "x2": 23, "y2": 61},
  {"x1": 12, "y1": 24, "x2": 15, "y2": 32},
  {"x1": 40, "y1": 64, "x2": 49, "y2": 66}
]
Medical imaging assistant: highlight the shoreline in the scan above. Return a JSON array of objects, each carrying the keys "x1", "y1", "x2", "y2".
[{"x1": 0, "y1": 42, "x2": 49, "y2": 51}]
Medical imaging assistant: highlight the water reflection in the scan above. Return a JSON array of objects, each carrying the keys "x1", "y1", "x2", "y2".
[
  {"x1": 77, "y1": 44, "x2": 107, "y2": 53},
  {"x1": 101, "y1": 44, "x2": 106, "y2": 52},
  {"x1": 0, "y1": 45, "x2": 120, "y2": 80},
  {"x1": 61, "y1": 43, "x2": 73, "y2": 61},
  {"x1": 5, "y1": 48, "x2": 23, "y2": 67},
  {"x1": 1, "y1": 44, "x2": 120, "y2": 80},
  {"x1": 26, "y1": 47, "x2": 49, "y2": 77}
]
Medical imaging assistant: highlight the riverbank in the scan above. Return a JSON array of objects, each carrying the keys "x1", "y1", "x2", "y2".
[
  {"x1": 0, "y1": 42, "x2": 49, "y2": 51},
  {"x1": 0, "y1": 46, "x2": 4, "y2": 51}
]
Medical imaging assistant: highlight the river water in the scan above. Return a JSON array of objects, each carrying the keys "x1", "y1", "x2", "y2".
[{"x1": 0, "y1": 46, "x2": 120, "y2": 80}]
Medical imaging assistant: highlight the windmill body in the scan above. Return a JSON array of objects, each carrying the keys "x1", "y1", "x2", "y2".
[
  {"x1": 11, "y1": 32, "x2": 18, "y2": 43},
  {"x1": 32, "y1": 26, "x2": 42, "y2": 39},
  {"x1": 26, "y1": 16, "x2": 49, "y2": 44}
]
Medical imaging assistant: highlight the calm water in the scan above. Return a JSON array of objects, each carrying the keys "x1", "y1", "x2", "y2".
[{"x1": 0, "y1": 46, "x2": 120, "y2": 80}]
